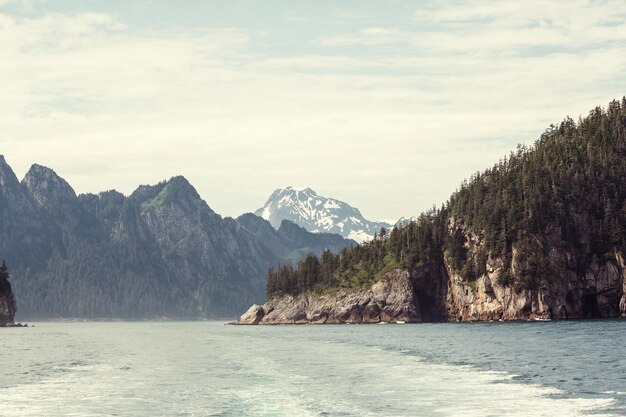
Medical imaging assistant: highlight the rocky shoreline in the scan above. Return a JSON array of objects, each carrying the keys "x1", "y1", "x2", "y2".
[
  {"x1": 238, "y1": 246, "x2": 626, "y2": 325},
  {"x1": 239, "y1": 270, "x2": 419, "y2": 325},
  {"x1": 0, "y1": 322, "x2": 27, "y2": 328}
]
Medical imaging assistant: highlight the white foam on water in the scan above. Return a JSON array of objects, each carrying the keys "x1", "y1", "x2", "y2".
[
  {"x1": 0, "y1": 322, "x2": 621, "y2": 417},
  {"x1": 245, "y1": 334, "x2": 619, "y2": 417}
]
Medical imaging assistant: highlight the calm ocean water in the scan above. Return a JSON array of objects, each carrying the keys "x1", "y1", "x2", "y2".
[{"x1": 0, "y1": 320, "x2": 624, "y2": 416}]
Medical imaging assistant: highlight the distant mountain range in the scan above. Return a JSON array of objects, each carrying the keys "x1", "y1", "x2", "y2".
[
  {"x1": 255, "y1": 186, "x2": 393, "y2": 243},
  {"x1": 0, "y1": 157, "x2": 353, "y2": 319}
]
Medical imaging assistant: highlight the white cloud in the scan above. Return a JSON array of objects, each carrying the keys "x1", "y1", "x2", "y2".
[
  {"x1": 1, "y1": 2, "x2": 625, "y2": 220},
  {"x1": 318, "y1": 0, "x2": 626, "y2": 52}
]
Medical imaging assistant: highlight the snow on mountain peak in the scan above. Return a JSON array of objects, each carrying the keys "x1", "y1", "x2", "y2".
[
  {"x1": 283, "y1": 185, "x2": 316, "y2": 193},
  {"x1": 254, "y1": 187, "x2": 392, "y2": 243}
]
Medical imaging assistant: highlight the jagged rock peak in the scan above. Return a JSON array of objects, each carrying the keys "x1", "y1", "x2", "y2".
[
  {"x1": 254, "y1": 186, "x2": 391, "y2": 243},
  {"x1": 166, "y1": 175, "x2": 201, "y2": 199},
  {"x1": 395, "y1": 216, "x2": 418, "y2": 228},
  {"x1": 131, "y1": 175, "x2": 218, "y2": 217},
  {"x1": 22, "y1": 163, "x2": 77, "y2": 207},
  {"x1": 132, "y1": 176, "x2": 198, "y2": 202},
  {"x1": 267, "y1": 186, "x2": 316, "y2": 198},
  {"x1": 97, "y1": 189, "x2": 126, "y2": 200},
  {"x1": 0, "y1": 155, "x2": 21, "y2": 188}
]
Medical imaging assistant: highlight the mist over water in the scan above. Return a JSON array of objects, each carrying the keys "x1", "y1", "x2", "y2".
[{"x1": 0, "y1": 321, "x2": 624, "y2": 416}]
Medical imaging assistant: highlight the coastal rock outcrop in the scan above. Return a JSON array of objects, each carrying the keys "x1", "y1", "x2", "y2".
[
  {"x1": 238, "y1": 226, "x2": 626, "y2": 324},
  {"x1": 444, "y1": 222, "x2": 626, "y2": 321},
  {"x1": 444, "y1": 252, "x2": 626, "y2": 321},
  {"x1": 238, "y1": 269, "x2": 420, "y2": 324},
  {"x1": 239, "y1": 304, "x2": 266, "y2": 325},
  {"x1": 0, "y1": 261, "x2": 17, "y2": 326}
]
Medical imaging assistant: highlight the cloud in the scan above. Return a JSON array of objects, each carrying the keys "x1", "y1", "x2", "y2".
[
  {"x1": 0, "y1": 0, "x2": 28, "y2": 7},
  {"x1": 1, "y1": 2, "x2": 626, "y2": 220},
  {"x1": 316, "y1": 28, "x2": 406, "y2": 47},
  {"x1": 414, "y1": 0, "x2": 626, "y2": 27},
  {"x1": 318, "y1": 1, "x2": 626, "y2": 52}
]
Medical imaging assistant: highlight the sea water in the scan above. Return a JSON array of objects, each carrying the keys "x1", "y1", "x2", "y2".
[{"x1": 0, "y1": 320, "x2": 624, "y2": 416}]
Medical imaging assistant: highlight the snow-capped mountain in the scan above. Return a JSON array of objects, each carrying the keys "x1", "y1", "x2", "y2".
[
  {"x1": 394, "y1": 216, "x2": 418, "y2": 228},
  {"x1": 254, "y1": 186, "x2": 392, "y2": 243}
]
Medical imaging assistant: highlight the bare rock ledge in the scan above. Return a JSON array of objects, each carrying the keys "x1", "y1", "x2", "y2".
[{"x1": 238, "y1": 269, "x2": 420, "y2": 325}]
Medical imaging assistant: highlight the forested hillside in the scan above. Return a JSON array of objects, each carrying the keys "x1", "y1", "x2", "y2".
[{"x1": 266, "y1": 98, "x2": 626, "y2": 313}]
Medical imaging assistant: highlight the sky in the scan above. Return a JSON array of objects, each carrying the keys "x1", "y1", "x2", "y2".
[{"x1": 1, "y1": 0, "x2": 626, "y2": 221}]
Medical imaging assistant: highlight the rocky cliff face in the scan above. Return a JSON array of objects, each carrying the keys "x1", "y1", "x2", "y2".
[
  {"x1": 0, "y1": 261, "x2": 17, "y2": 326},
  {"x1": 443, "y1": 222, "x2": 626, "y2": 321},
  {"x1": 239, "y1": 224, "x2": 626, "y2": 324},
  {"x1": 239, "y1": 269, "x2": 420, "y2": 324}
]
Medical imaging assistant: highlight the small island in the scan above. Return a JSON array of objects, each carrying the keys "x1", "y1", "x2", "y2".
[{"x1": 0, "y1": 260, "x2": 18, "y2": 327}]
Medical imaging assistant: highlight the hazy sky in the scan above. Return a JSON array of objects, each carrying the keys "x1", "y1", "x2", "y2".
[{"x1": 2, "y1": 0, "x2": 625, "y2": 220}]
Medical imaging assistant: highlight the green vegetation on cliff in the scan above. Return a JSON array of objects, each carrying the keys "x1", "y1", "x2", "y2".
[
  {"x1": 266, "y1": 211, "x2": 447, "y2": 298},
  {"x1": 266, "y1": 98, "x2": 626, "y2": 298}
]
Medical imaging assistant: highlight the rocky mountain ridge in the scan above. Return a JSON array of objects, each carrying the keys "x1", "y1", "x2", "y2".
[
  {"x1": 237, "y1": 213, "x2": 355, "y2": 263},
  {"x1": 0, "y1": 157, "x2": 354, "y2": 319},
  {"x1": 255, "y1": 186, "x2": 392, "y2": 243}
]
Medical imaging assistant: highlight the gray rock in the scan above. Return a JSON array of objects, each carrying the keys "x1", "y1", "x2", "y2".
[
  {"x1": 0, "y1": 260, "x2": 17, "y2": 326},
  {"x1": 443, "y1": 221, "x2": 626, "y2": 321},
  {"x1": 238, "y1": 304, "x2": 265, "y2": 325},
  {"x1": 238, "y1": 269, "x2": 420, "y2": 325},
  {"x1": 239, "y1": 220, "x2": 626, "y2": 324}
]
